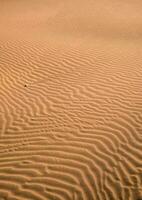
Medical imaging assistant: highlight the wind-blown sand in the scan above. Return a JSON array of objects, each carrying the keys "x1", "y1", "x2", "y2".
[{"x1": 0, "y1": 1, "x2": 142, "y2": 200}]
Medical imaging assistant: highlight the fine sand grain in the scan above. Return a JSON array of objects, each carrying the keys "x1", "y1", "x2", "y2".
[{"x1": 0, "y1": 1, "x2": 142, "y2": 200}]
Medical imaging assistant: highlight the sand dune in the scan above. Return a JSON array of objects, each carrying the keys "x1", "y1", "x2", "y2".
[{"x1": 0, "y1": 1, "x2": 142, "y2": 200}]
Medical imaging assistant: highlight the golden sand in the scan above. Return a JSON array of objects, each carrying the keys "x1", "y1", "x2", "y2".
[{"x1": 0, "y1": 1, "x2": 142, "y2": 200}]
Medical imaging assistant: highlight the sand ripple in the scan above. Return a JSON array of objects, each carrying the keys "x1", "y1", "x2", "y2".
[{"x1": 0, "y1": 1, "x2": 142, "y2": 200}]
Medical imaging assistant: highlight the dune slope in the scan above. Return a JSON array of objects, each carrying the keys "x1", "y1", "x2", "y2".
[{"x1": 0, "y1": 1, "x2": 142, "y2": 200}]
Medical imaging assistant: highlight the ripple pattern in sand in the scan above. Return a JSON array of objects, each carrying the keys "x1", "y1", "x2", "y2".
[
  {"x1": 1, "y1": 0, "x2": 142, "y2": 199},
  {"x1": 0, "y1": 40, "x2": 142, "y2": 200}
]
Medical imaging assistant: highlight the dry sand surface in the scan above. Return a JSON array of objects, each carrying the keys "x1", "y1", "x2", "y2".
[{"x1": 0, "y1": 1, "x2": 142, "y2": 200}]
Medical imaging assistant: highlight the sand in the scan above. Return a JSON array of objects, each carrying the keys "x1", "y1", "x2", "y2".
[{"x1": 0, "y1": 1, "x2": 142, "y2": 200}]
